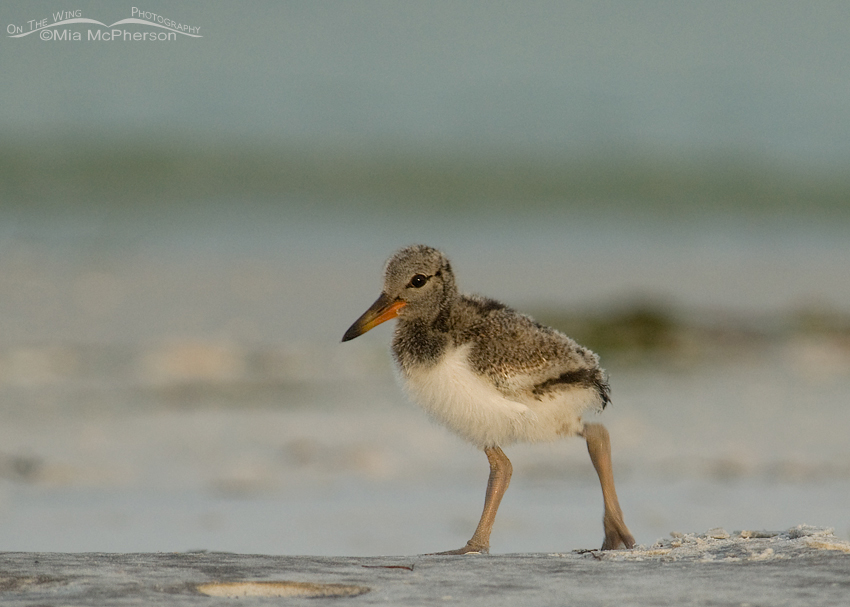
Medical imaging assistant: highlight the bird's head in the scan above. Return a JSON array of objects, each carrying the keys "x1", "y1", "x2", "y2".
[{"x1": 342, "y1": 245, "x2": 456, "y2": 342}]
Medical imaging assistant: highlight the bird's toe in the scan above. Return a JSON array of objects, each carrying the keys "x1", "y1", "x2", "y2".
[{"x1": 428, "y1": 542, "x2": 489, "y2": 556}]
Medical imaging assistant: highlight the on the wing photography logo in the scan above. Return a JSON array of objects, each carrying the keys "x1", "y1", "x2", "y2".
[{"x1": 7, "y1": 7, "x2": 201, "y2": 41}]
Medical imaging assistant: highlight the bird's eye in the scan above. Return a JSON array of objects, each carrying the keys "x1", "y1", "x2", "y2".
[{"x1": 408, "y1": 274, "x2": 429, "y2": 288}]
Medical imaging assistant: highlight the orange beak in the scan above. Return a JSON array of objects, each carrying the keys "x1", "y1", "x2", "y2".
[{"x1": 341, "y1": 293, "x2": 407, "y2": 342}]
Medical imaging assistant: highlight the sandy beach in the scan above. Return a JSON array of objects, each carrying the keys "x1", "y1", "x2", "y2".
[{"x1": 1, "y1": 331, "x2": 848, "y2": 555}]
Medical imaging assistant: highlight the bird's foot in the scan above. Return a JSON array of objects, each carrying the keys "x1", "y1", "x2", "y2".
[
  {"x1": 428, "y1": 542, "x2": 489, "y2": 555},
  {"x1": 601, "y1": 513, "x2": 636, "y2": 550}
]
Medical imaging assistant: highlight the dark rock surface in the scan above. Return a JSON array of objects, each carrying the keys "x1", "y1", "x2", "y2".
[{"x1": 1, "y1": 527, "x2": 848, "y2": 606}]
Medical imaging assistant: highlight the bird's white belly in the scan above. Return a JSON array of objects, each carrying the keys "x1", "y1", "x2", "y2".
[{"x1": 400, "y1": 344, "x2": 592, "y2": 448}]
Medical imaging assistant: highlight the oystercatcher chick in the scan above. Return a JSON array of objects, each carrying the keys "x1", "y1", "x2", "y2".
[{"x1": 342, "y1": 245, "x2": 635, "y2": 554}]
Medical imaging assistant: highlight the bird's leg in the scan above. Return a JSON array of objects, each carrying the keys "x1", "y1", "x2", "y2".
[
  {"x1": 583, "y1": 422, "x2": 635, "y2": 550},
  {"x1": 433, "y1": 446, "x2": 512, "y2": 555}
]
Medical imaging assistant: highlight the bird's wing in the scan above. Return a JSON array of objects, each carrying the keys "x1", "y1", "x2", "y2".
[{"x1": 457, "y1": 298, "x2": 605, "y2": 402}]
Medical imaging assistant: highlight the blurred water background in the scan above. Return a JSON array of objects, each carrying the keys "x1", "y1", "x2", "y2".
[{"x1": 1, "y1": 1, "x2": 849, "y2": 555}]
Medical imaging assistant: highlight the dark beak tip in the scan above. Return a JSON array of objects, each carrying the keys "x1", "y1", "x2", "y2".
[{"x1": 341, "y1": 325, "x2": 362, "y2": 343}]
